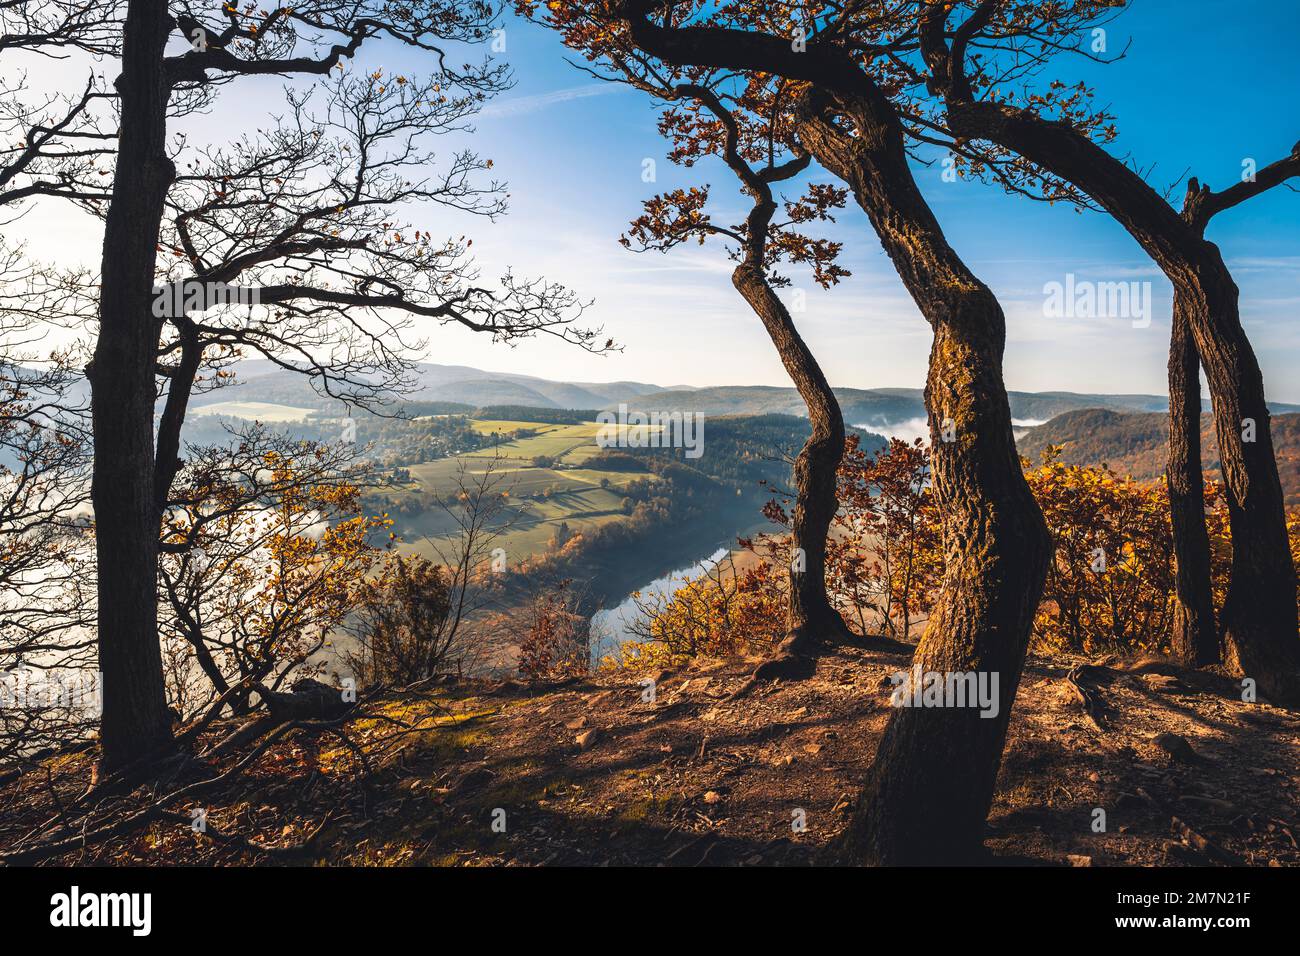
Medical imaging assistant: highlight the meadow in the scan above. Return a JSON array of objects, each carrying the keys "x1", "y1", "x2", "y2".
[{"x1": 379, "y1": 419, "x2": 655, "y2": 564}]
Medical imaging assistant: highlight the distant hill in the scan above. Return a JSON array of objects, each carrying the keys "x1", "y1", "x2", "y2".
[
  {"x1": 583, "y1": 384, "x2": 1300, "y2": 430},
  {"x1": 632, "y1": 385, "x2": 921, "y2": 427},
  {"x1": 1017, "y1": 408, "x2": 1300, "y2": 504},
  {"x1": 185, "y1": 359, "x2": 1300, "y2": 430},
  {"x1": 188, "y1": 362, "x2": 669, "y2": 412}
]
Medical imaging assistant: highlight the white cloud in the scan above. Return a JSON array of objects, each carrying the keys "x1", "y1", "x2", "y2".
[{"x1": 478, "y1": 83, "x2": 627, "y2": 119}]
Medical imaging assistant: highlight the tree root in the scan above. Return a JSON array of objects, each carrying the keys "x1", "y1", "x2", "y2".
[{"x1": 1064, "y1": 663, "x2": 1110, "y2": 732}]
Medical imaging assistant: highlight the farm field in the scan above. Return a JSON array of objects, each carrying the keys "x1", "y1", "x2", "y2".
[
  {"x1": 386, "y1": 418, "x2": 656, "y2": 566},
  {"x1": 189, "y1": 400, "x2": 318, "y2": 422}
]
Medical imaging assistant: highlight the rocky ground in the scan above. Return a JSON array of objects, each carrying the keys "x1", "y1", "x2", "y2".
[{"x1": 3, "y1": 639, "x2": 1298, "y2": 866}]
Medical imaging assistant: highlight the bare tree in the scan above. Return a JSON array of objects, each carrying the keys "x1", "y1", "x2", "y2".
[
  {"x1": 83, "y1": 0, "x2": 606, "y2": 772},
  {"x1": 347, "y1": 458, "x2": 513, "y2": 685},
  {"x1": 0, "y1": 246, "x2": 95, "y2": 769},
  {"x1": 0, "y1": 1, "x2": 119, "y2": 208}
]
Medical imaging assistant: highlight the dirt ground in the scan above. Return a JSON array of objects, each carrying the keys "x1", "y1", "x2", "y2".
[{"x1": 3, "y1": 639, "x2": 1298, "y2": 866}]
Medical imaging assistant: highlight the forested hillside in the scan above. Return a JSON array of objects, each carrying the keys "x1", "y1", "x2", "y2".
[{"x1": 1019, "y1": 410, "x2": 1300, "y2": 504}]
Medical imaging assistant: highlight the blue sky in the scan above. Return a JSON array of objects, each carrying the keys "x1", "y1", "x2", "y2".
[
  {"x1": 423, "y1": 0, "x2": 1300, "y2": 399},
  {"x1": 11, "y1": 1, "x2": 1299, "y2": 399}
]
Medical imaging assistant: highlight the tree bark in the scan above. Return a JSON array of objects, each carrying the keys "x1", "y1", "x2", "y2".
[
  {"x1": 672, "y1": 85, "x2": 854, "y2": 677},
  {"x1": 1166, "y1": 292, "x2": 1218, "y2": 666},
  {"x1": 1193, "y1": 268, "x2": 1300, "y2": 699},
  {"x1": 154, "y1": 322, "x2": 202, "y2": 512},
  {"x1": 797, "y1": 90, "x2": 1053, "y2": 863},
  {"x1": 613, "y1": 8, "x2": 1054, "y2": 861},
  {"x1": 732, "y1": 261, "x2": 852, "y2": 675},
  {"x1": 940, "y1": 99, "x2": 1300, "y2": 706},
  {"x1": 90, "y1": 0, "x2": 177, "y2": 772}
]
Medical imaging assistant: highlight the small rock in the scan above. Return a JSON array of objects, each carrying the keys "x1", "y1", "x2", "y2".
[
  {"x1": 576, "y1": 729, "x2": 600, "y2": 750},
  {"x1": 1155, "y1": 732, "x2": 1205, "y2": 764},
  {"x1": 565, "y1": 716, "x2": 588, "y2": 730}
]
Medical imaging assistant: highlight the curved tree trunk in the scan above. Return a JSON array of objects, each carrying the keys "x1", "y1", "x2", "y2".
[
  {"x1": 612, "y1": 2, "x2": 1052, "y2": 861},
  {"x1": 732, "y1": 262, "x2": 852, "y2": 675},
  {"x1": 91, "y1": 0, "x2": 177, "y2": 773},
  {"x1": 798, "y1": 90, "x2": 1053, "y2": 863},
  {"x1": 1167, "y1": 292, "x2": 1218, "y2": 666}
]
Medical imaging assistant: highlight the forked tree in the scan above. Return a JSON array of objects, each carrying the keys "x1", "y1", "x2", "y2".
[
  {"x1": 1167, "y1": 158, "x2": 1300, "y2": 666},
  {"x1": 88, "y1": 0, "x2": 604, "y2": 773},
  {"x1": 911, "y1": 0, "x2": 1300, "y2": 699}
]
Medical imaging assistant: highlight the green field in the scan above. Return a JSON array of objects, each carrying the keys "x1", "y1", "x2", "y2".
[
  {"x1": 389, "y1": 418, "x2": 658, "y2": 566},
  {"x1": 190, "y1": 400, "x2": 317, "y2": 422}
]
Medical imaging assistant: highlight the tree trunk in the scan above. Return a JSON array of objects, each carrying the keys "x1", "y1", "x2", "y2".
[
  {"x1": 1167, "y1": 292, "x2": 1218, "y2": 666},
  {"x1": 942, "y1": 99, "x2": 1300, "y2": 706},
  {"x1": 1189, "y1": 268, "x2": 1300, "y2": 702},
  {"x1": 797, "y1": 90, "x2": 1053, "y2": 863},
  {"x1": 90, "y1": 0, "x2": 176, "y2": 772},
  {"x1": 732, "y1": 262, "x2": 851, "y2": 676}
]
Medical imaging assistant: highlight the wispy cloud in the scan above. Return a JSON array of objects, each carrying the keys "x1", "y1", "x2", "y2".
[{"x1": 478, "y1": 84, "x2": 626, "y2": 119}]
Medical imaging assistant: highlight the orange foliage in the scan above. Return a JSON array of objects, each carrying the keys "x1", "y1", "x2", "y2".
[
  {"x1": 614, "y1": 561, "x2": 785, "y2": 671},
  {"x1": 1023, "y1": 445, "x2": 1231, "y2": 655}
]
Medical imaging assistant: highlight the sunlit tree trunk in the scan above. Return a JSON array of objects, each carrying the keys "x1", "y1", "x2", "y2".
[
  {"x1": 941, "y1": 99, "x2": 1300, "y2": 705},
  {"x1": 1189, "y1": 267, "x2": 1299, "y2": 696},
  {"x1": 732, "y1": 204, "x2": 853, "y2": 678},
  {"x1": 798, "y1": 90, "x2": 1052, "y2": 863}
]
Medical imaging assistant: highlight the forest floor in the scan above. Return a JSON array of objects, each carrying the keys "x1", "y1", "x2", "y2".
[{"x1": 3, "y1": 638, "x2": 1299, "y2": 866}]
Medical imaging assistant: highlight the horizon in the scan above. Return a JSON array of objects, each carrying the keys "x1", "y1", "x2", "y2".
[{"x1": 6, "y1": 0, "x2": 1299, "y2": 401}]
